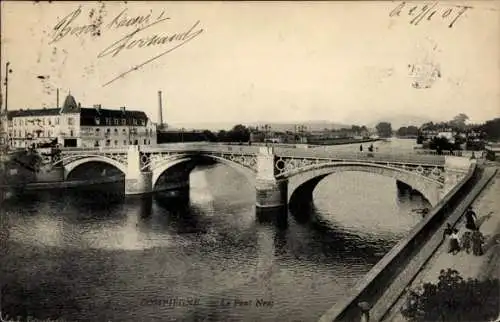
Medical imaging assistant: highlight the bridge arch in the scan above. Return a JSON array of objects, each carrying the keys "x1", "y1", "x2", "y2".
[
  {"x1": 58, "y1": 156, "x2": 127, "y2": 180},
  {"x1": 285, "y1": 161, "x2": 443, "y2": 208},
  {"x1": 151, "y1": 153, "x2": 256, "y2": 188}
]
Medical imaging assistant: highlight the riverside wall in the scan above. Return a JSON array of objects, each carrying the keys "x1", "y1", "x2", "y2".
[{"x1": 319, "y1": 162, "x2": 482, "y2": 322}]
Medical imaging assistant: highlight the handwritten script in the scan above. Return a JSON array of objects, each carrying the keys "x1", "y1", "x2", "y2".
[
  {"x1": 389, "y1": 1, "x2": 472, "y2": 28},
  {"x1": 49, "y1": 6, "x2": 204, "y2": 86}
]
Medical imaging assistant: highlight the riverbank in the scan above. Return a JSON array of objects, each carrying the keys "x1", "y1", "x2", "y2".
[
  {"x1": 0, "y1": 176, "x2": 124, "y2": 204},
  {"x1": 0, "y1": 175, "x2": 123, "y2": 191},
  {"x1": 307, "y1": 138, "x2": 381, "y2": 146},
  {"x1": 387, "y1": 166, "x2": 500, "y2": 321}
]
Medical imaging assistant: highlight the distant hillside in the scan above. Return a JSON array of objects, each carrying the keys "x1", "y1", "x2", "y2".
[
  {"x1": 168, "y1": 116, "x2": 443, "y2": 132},
  {"x1": 168, "y1": 121, "x2": 350, "y2": 132},
  {"x1": 246, "y1": 121, "x2": 350, "y2": 132},
  {"x1": 367, "y1": 114, "x2": 440, "y2": 129}
]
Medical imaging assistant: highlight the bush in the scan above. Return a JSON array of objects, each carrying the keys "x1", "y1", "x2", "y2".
[{"x1": 401, "y1": 268, "x2": 499, "y2": 321}]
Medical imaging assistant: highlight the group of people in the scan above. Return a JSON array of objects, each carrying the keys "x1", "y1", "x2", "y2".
[
  {"x1": 359, "y1": 144, "x2": 377, "y2": 152},
  {"x1": 445, "y1": 206, "x2": 485, "y2": 256}
]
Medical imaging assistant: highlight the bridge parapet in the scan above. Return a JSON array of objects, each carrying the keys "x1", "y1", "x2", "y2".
[{"x1": 42, "y1": 144, "x2": 463, "y2": 207}]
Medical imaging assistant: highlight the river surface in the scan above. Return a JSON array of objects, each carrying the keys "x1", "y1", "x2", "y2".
[{"x1": 0, "y1": 138, "x2": 429, "y2": 322}]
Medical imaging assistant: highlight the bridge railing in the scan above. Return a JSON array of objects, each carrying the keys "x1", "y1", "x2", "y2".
[
  {"x1": 273, "y1": 147, "x2": 446, "y2": 165},
  {"x1": 58, "y1": 144, "x2": 447, "y2": 165}
]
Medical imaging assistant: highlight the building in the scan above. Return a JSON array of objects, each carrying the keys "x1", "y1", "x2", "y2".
[{"x1": 6, "y1": 93, "x2": 157, "y2": 148}]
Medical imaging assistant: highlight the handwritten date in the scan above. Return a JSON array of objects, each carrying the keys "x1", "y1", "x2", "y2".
[{"x1": 389, "y1": 1, "x2": 472, "y2": 28}]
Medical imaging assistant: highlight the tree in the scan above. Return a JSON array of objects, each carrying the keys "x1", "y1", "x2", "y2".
[
  {"x1": 401, "y1": 268, "x2": 499, "y2": 322},
  {"x1": 407, "y1": 126, "x2": 419, "y2": 136},
  {"x1": 450, "y1": 113, "x2": 469, "y2": 130},
  {"x1": 217, "y1": 130, "x2": 228, "y2": 142},
  {"x1": 480, "y1": 117, "x2": 500, "y2": 141},
  {"x1": 397, "y1": 126, "x2": 408, "y2": 137},
  {"x1": 229, "y1": 124, "x2": 250, "y2": 142},
  {"x1": 430, "y1": 136, "x2": 458, "y2": 153},
  {"x1": 376, "y1": 122, "x2": 393, "y2": 138},
  {"x1": 351, "y1": 125, "x2": 361, "y2": 134},
  {"x1": 202, "y1": 130, "x2": 217, "y2": 142}
]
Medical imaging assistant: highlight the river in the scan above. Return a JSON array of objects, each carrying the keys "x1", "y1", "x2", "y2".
[{"x1": 0, "y1": 138, "x2": 429, "y2": 322}]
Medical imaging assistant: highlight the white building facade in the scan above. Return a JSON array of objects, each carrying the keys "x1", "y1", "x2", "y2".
[{"x1": 6, "y1": 94, "x2": 157, "y2": 148}]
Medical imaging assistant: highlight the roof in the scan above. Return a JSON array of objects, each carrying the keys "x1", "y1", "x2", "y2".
[
  {"x1": 80, "y1": 107, "x2": 147, "y2": 119},
  {"x1": 7, "y1": 108, "x2": 61, "y2": 120},
  {"x1": 80, "y1": 107, "x2": 148, "y2": 126},
  {"x1": 60, "y1": 94, "x2": 80, "y2": 113}
]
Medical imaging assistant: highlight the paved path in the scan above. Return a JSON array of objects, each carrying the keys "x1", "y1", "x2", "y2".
[{"x1": 387, "y1": 166, "x2": 500, "y2": 321}]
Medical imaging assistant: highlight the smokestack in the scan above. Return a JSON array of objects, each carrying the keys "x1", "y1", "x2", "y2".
[
  {"x1": 57, "y1": 88, "x2": 60, "y2": 108},
  {"x1": 158, "y1": 90, "x2": 163, "y2": 127}
]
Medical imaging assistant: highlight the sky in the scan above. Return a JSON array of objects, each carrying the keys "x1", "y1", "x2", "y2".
[{"x1": 1, "y1": 1, "x2": 499, "y2": 128}]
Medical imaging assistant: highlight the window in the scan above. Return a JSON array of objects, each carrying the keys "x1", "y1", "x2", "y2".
[
  {"x1": 94, "y1": 140, "x2": 100, "y2": 147},
  {"x1": 133, "y1": 119, "x2": 138, "y2": 125},
  {"x1": 114, "y1": 119, "x2": 119, "y2": 125},
  {"x1": 123, "y1": 140, "x2": 127, "y2": 145},
  {"x1": 68, "y1": 118, "x2": 74, "y2": 125},
  {"x1": 95, "y1": 117, "x2": 100, "y2": 125},
  {"x1": 106, "y1": 128, "x2": 110, "y2": 133},
  {"x1": 121, "y1": 119, "x2": 126, "y2": 125},
  {"x1": 48, "y1": 118, "x2": 52, "y2": 126},
  {"x1": 56, "y1": 117, "x2": 60, "y2": 125},
  {"x1": 96, "y1": 128, "x2": 100, "y2": 135},
  {"x1": 105, "y1": 118, "x2": 111, "y2": 125},
  {"x1": 140, "y1": 119, "x2": 146, "y2": 126},
  {"x1": 122, "y1": 129, "x2": 127, "y2": 135},
  {"x1": 106, "y1": 139, "x2": 110, "y2": 146},
  {"x1": 144, "y1": 139, "x2": 147, "y2": 145},
  {"x1": 114, "y1": 140, "x2": 118, "y2": 146},
  {"x1": 114, "y1": 128, "x2": 118, "y2": 135},
  {"x1": 70, "y1": 130, "x2": 74, "y2": 137}
]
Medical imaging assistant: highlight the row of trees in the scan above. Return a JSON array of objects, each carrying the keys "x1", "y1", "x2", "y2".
[
  {"x1": 477, "y1": 117, "x2": 500, "y2": 141},
  {"x1": 396, "y1": 125, "x2": 419, "y2": 137},
  {"x1": 375, "y1": 122, "x2": 393, "y2": 138},
  {"x1": 195, "y1": 114, "x2": 499, "y2": 144},
  {"x1": 201, "y1": 124, "x2": 251, "y2": 142}
]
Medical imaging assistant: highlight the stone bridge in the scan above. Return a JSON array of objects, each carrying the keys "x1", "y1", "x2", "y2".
[{"x1": 39, "y1": 143, "x2": 473, "y2": 211}]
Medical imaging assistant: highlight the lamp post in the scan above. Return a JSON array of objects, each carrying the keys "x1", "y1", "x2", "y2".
[{"x1": 3, "y1": 62, "x2": 13, "y2": 113}]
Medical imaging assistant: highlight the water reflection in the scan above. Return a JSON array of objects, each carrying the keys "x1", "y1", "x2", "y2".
[{"x1": 2, "y1": 150, "x2": 430, "y2": 321}]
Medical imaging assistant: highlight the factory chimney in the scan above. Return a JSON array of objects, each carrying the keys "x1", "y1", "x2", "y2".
[{"x1": 158, "y1": 90, "x2": 163, "y2": 129}]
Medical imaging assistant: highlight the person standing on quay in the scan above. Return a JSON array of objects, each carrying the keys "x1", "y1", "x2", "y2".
[
  {"x1": 461, "y1": 230, "x2": 472, "y2": 254},
  {"x1": 448, "y1": 228, "x2": 461, "y2": 255},
  {"x1": 471, "y1": 230, "x2": 485, "y2": 256},
  {"x1": 359, "y1": 144, "x2": 363, "y2": 152},
  {"x1": 465, "y1": 206, "x2": 478, "y2": 231}
]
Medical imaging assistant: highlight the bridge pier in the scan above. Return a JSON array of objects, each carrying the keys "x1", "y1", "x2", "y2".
[
  {"x1": 255, "y1": 146, "x2": 287, "y2": 211},
  {"x1": 124, "y1": 145, "x2": 152, "y2": 195},
  {"x1": 256, "y1": 178, "x2": 288, "y2": 209}
]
